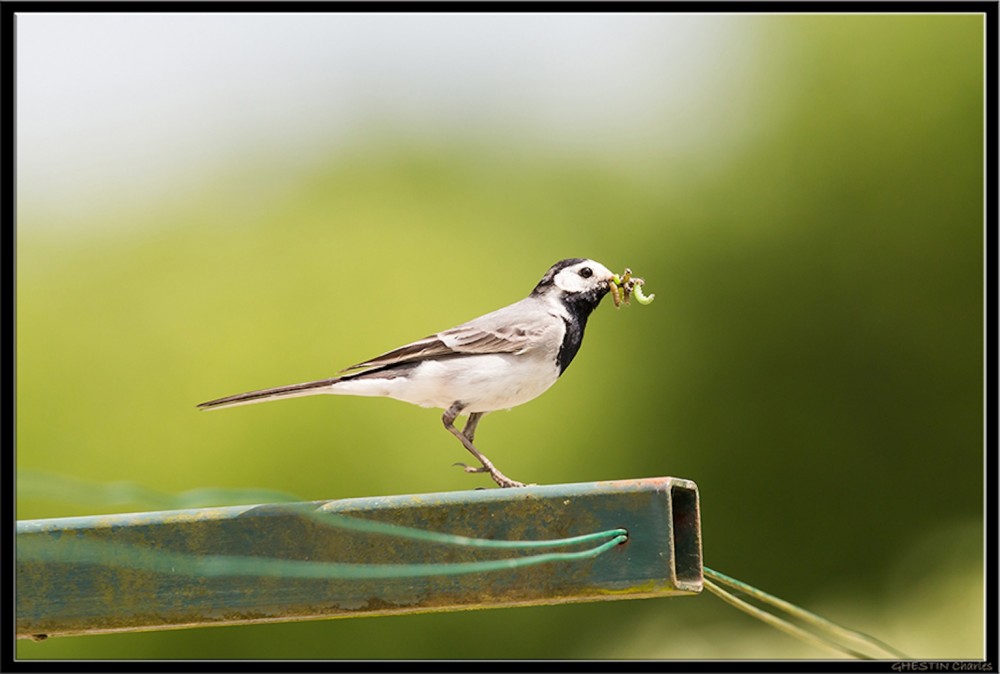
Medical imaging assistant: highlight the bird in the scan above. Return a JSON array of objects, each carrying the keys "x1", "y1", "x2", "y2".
[{"x1": 198, "y1": 258, "x2": 622, "y2": 488}]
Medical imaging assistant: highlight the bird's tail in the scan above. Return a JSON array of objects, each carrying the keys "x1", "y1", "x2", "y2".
[{"x1": 197, "y1": 377, "x2": 343, "y2": 411}]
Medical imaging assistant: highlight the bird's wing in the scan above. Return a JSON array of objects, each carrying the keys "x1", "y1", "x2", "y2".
[{"x1": 340, "y1": 302, "x2": 557, "y2": 372}]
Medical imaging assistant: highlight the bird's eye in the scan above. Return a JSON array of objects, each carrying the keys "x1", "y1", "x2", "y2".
[{"x1": 578, "y1": 267, "x2": 593, "y2": 278}]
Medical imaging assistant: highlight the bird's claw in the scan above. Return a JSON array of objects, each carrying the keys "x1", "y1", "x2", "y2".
[
  {"x1": 453, "y1": 462, "x2": 487, "y2": 474},
  {"x1": 453, "y1": 462, "x2": 525, "y2": 488}
]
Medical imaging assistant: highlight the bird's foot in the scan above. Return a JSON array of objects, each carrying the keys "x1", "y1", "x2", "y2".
[
  {"x1": 492, "y1": 474, "x2": 526, "y2": 489},
  {"x1": 453, "y1": 462, "x2": 525, "y2": 488}
]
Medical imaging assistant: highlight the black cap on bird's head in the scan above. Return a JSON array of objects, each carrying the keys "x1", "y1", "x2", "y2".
[{"x1": 531, "y1": 258, "x2": 616, "y2": 297}]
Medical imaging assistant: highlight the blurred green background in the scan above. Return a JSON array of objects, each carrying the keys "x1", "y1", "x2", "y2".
[{"x1": 16, "y1": 13, "x2": 984, "y2": 659}]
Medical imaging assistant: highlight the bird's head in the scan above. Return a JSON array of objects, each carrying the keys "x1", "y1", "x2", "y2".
[{"x1": 531, "y1": 258, "x2": 617, "y2": 307}]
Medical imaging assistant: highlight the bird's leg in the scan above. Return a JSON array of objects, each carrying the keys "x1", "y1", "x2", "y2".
[
  {"x1": 463, "y1": 411, "x2": 484, "y2": 443},
  {"x1": 442, "y1": 403, "x2": 524, "y2": 488},
  {"x1": 457, "y1": 412, "x2": 487, "y2": 473}
]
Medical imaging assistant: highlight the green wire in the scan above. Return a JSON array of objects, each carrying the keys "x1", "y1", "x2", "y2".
[
  {"x1": 703, "y1": 577, "x2": 871, "y2": 659},
  {"x1": 18, "y1": 471, "x2": 630, "y2": 578},
  {"x1": 19, "y1": 533, "x2": 628, "y2": 580},
  {"x1": 18, "y1": 470, "x2": 627, "y2": 550},
  {"x1": 308, "y1": 507, "x2": 628, "y2": 549},
  {"x1": 704, "y1": 567, "x2": 910, "y2": 660},
  {"x1": 18, "y1": 471, "x2": 628, "y2": 579}
]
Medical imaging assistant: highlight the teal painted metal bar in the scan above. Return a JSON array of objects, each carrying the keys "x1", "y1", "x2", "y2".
[{"x1": 16, "y1": 476, "x2": 702, "y2": 639}]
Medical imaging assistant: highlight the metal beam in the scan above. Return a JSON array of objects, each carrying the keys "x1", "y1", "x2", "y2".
[{"x1": 16, "y1": 476, "x2": 702, "y2": 639}]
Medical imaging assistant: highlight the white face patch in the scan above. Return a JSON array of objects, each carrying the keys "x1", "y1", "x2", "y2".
[{"x1": 552, "y1": 260, "x2": 615, "y2": 294}]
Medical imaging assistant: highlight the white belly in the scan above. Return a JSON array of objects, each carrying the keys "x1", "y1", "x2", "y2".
[{"x1": 329, "y1": 354, "x2": 561, "y2": 413}]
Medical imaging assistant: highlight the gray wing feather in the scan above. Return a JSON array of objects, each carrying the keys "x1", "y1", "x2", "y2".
[{"x1": 341, "y1": 300, "x2": 556, "y2": 372}]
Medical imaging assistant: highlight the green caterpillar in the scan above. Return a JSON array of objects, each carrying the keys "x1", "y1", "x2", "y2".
[{"x1": 632, "y1": 282, "x2": 655, "y2": 305}]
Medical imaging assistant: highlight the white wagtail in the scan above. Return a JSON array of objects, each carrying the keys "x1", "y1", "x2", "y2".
[{"x1": 198, "y1": 258, "x2": 628, "y2": 488}]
